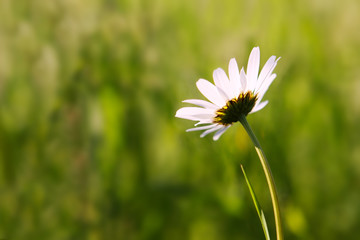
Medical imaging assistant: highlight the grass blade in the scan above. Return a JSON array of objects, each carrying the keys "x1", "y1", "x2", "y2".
[{"x1": 240, "y1": 164, "x2": 271, "y2": 240}]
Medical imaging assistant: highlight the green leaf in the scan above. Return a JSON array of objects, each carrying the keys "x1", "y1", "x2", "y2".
[{"x1": 240, "y1": 164, "x2": 271, "y2": 240}]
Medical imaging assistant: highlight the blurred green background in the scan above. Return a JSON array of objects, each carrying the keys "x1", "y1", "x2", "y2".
[{"x1": 1, "y1": 0, "x2": 360, "y2": 239}]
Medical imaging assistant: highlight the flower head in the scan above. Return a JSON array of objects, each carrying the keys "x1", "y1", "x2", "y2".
[{"x1": 176, "y1": 47, "x2": 280, "y2": 140}]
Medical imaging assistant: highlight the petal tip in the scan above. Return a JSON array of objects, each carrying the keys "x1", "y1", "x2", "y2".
[{"x1": 229, "y1": 57, "x2": 237, "y2": 63}]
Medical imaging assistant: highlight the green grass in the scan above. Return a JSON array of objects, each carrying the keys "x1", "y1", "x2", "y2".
[{"x1": 1, "y1": 0, "x2": 360, "y2": 239}]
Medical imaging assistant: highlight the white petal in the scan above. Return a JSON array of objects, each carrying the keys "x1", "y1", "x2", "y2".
[
  {"x1": 246, "y1": 47, "x2": 260, "y2": 92},
  {"x1": 216, "y1": 86, "x2": 231, "y2": 103},
  {"x1": 240, "y1": 67, "x2": 247, "y2": 92},
  {"x1": 256, "y1": 56, "x2": 280, "y2": 91},
  {"x1": 256, "y1": 56, "x2": 276, "y2": 89},
  {"x1": 196, "y1": 79, "x2": 226, "y2": 107},
  {"x1": 213, "y1": 126, "x2": 230, "y2": 141},
  {"x1": 182, "y1": 99, "x2": 219, "y2": 109},
  {"x1": 175, "y1": 107, "x2": 215, "y2": 122},
  {"x1": 213, "y1": 68, "x2": 233, "y2": 99},
  {"x1": 186, "y1": 124, "x2": 217, "y2": 132},
  {"x1": 175, "y1": 107, "x2": 215, "y2": 116},
  {"x1": 228, "y1": 58, "x2": 241, "y2": 96},
  {"x1": 176, "y1": 114, "x2": 213, "y2": 121},
  {"x1": 256, "y1": 73, "x2": 276, "y2": 102},
  {"x1": 250, "y1": 100, "x2": 268, "y2": 114},
  {"x1": 200, "y1": 125, "x2": 223, "y2": 138},
  {"x1": 194, "y1": 119, "x2": 215, "y2": 125}
]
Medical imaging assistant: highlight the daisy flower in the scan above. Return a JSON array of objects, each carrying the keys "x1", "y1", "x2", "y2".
[{"x1": 175, "y1": 47, "x2": 280, "y2": 140}]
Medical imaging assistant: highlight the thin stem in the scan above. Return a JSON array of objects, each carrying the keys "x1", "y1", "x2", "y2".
[{"x1": 239, "y1": 115, "x2": 283, "y2": 240}]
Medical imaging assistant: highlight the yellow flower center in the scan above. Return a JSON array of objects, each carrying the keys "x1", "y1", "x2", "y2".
[{"x1": 213, "y1": 91, "x2": 258, "y2": 126}]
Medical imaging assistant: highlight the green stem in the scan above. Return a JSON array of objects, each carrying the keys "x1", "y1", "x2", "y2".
[{"x1": 239, "y1": 115, "x2": 283, "y2": 240}]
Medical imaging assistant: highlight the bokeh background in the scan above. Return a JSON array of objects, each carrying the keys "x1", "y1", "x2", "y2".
[{"x1": 1, "y1": 0, "x2": 360, "y2": 239}]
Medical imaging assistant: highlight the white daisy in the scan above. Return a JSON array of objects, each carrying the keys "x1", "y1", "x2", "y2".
[{"x1": 176, "y1": 47, "x2": 280, "y2": 141}]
